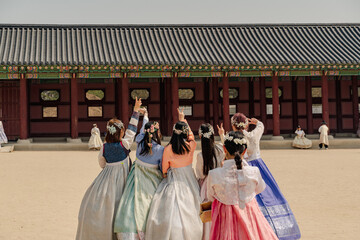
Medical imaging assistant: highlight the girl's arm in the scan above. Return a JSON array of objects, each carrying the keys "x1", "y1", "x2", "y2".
[
  {"x1": 195, "y1": 153, "x2": 204, "y2": 180},
  {"x1": 243, "y1": 119, "x2": 264, "y2": 140},
  {"x1": 206, "y1": 173, "x2": 215, "y2": 201},
  {"x1": 98, "y1": 145, "x2": 106, "y2": 168},
  {"x1": 161, "y1": 150, "x2": 170, "y2": 177},
  {"x1": 121, "y1": 98, "x2": 142, "y2": 150},
  {"x1": 255, "y1": 168, "x2": 266, "y2": 194}
]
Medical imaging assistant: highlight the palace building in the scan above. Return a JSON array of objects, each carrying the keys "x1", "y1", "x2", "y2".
[{"x1": 0, "y1": 24, "x2": 359, "y2": 140}]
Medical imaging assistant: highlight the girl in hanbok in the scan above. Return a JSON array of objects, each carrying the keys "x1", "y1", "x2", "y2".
[
  {"x1": 230, "y1": 113, "x2": 301, "y2": 240},
  {"x1": 88, "y1": 123, "x2": 103, "y2": 150},
  {"x1": 207, "y1": 131, "x2": 278, "y2": 240},
  {"x1": 76, "y1": 98, "x2": 142, "y2": 240},
  {"x1": 145, "y1": 108, "x2": 203, "y2": 240},
  {"x1": 0, "y1": 121, "x2": 8, "y2": 149},
  {"x1": 114, "y1": 108, "x2": 164, "y2": 240},
  {"x1": 195, "y1": 123, "x2": 225, "y2": 240},
  {"x1": 318, "y1": 120, "x2": 329, "y2": 149},
  {"x1": 292, "y1": 125, "x2": 312, "y2": 149}
]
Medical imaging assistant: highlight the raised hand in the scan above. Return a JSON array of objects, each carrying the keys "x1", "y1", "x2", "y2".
[
  {"x1": 178, "y1": 107, "x2": 185, "y2": 122},
  {"x1": 138, "y1": 107, "x2": 147, "y2": 115},
  {"x1": 248, "y1": 118, "x2": 258, "y2": 125},
  {"x1": 217, "y1": 123, "x2": 225, "y2": 136},
  {"x1": 134, "y1": 97, "x2": 142, "y2": 112}
]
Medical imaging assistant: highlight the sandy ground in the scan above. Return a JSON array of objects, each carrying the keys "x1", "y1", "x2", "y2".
[{"x1": 0, "y1": 149, "x2": 360, "y2": 240}]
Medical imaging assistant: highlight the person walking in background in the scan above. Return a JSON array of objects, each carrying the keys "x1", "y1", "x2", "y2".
[
  {"x1": 292, "y1": 125, "x2": 312, "y2": 149},
  {"x1": 114, "y1": 108, "x2": 164, "y2": 240},
  {"x1": 76, "y1": 98, "x2": 142, "y2": 240},
  {"x1": 195, "y1": 123, "x2": 225, "y2": 240},
  {"x1": 88, "y1": 123, "x2": 103, "y2": 150},
  {"x1": 0, "y1": 121, "x2": 8, "y2": 149},
  {"x1": 318, "y1": 120, "x2": 329, "y2": 150},
  {"x1": 207, "y1": 131, "x2": 278, "y2": 240}
]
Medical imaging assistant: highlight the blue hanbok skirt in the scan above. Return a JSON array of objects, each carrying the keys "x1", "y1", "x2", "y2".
[{"x1": 248, "y1": 158, "x2": 301, "y2": 240}]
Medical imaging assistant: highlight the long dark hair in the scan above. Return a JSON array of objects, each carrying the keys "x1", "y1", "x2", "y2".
[
  {"x1": 224, "y1": 131, "x2": 247, "y2": 170},
  {"x1": 199, "y1": 123, "x2": 218, "y2": 176},
  {"x1": 139, "y1": 121, "x2": 162, "y2": 156},
  {"x1": 168, "y1": 121, "x2": 190, "y2": 155}
]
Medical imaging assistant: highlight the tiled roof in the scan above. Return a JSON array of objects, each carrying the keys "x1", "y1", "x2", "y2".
[{"x1": 0, "y1": 24, "x2": 359, "y2": 66}]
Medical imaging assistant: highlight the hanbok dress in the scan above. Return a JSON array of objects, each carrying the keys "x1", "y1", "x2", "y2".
[
  {"x1": 195, "y1": 143, "x2": 224, "y2": 240},
  {"x1": 0, "y1": 121, "x2": 8, "y2": 146},
  {"x1": 207, "y1": 160, "x2": 278, "y2": 240},
  {"x1": 114, "y1": 115, "x2": 164, "y2": 240},
  {"x1": 318, "y1": 125, "x2": 329, "y2": 146},
  {"x1": 244, "y1": 121, "x2": 301, "y2": 240},
  {"x1": 88, "y1": 126, "x2": 103, "y2": 150},
  {"x1": 292, "y1": 130, "x2": 312, "y2": 149},
  {"x1": 76, "y1": 111, "x2": 139, "y2": 240},
  {"x1": 145, "y1": 131, "x2": 203, "y2": 240}
]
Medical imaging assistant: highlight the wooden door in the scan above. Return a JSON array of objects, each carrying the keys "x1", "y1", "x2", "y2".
[{"x1": 0, "y1": 81, "x2": 20, "y2": 140}]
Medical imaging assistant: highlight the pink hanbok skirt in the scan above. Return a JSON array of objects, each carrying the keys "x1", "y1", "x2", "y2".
[{"x1": 210, "y1": 198, "x2": 278, "y2": 240}]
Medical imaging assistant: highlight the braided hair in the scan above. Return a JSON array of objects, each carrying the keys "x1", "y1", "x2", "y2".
[{"x1": 223, "y1": 131, "x2": 247, "y2": 170}]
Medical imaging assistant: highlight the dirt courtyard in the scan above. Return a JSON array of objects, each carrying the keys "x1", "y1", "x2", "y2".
[{"x1": 0, "y1": 149, "x2": 359, "y2": 240}]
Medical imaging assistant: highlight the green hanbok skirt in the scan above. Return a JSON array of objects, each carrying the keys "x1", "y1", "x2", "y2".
[{"x1": 114, "y1": 159, "x2": 163, "y2": 240}]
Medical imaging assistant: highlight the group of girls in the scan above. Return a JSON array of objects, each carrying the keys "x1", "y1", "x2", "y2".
[{"x1": 76, "y1": 97, "x2": 301, "y2": 240}]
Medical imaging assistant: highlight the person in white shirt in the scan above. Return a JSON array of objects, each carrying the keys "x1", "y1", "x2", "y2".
[
  {"x1": 292, "y1": 125, "x2": 312, "y2": 149},
  {"x1": 207, "y1": 131, "x2": 278, "y2": 240},
  {"x1": 0, "y1": 121, "x2": 8, "y2": 149},
  {"x1": 88, "y1": 124, "x2": 103, "y2": 150},
  {"x1": 318, "y1": 120, "x2": 329, "y2": 149}
]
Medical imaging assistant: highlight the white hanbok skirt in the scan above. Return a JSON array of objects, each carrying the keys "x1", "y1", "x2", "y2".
[
  {"x1": 146, "y1": 164, "x2": 203, "y2": 240},
  {"x1": 76, "y1": 160, "x2": 129, "y2": 240},
  {"x1": 88, "y1": 133, "x2": 103, "y2": 149},
  {"x1": 292, "y1": 136, "x2": 312, "y2": 149}
]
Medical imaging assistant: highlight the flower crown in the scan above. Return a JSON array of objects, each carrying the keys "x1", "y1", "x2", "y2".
[
  {"x1": 231, "y1": 116, "x2": 248, "y2": 129},
  {"x1": 224, "y1": 133, "x2": 247, "y2": 145},
  {"x1": 173, "y1": 124, "x2": 189, "y2": 135},
  {"x1": 198, "y1": 125, "x2": 214, "y2": 139},
  {"x1": 106, "y1": 121, "x2": 124, "y2": 135}
]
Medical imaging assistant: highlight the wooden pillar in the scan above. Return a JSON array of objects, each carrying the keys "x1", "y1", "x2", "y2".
[
  {"x1": 70, "y1": 73, "x2": 78, "y2": 139},
  {"x1": 121, "y1": 74, "x2": 129, "y2": 127},
  {"x1": 292, "y1": 77, "x2": 298, "y2": 129},
  {"x1": 222, "y1": 75, "x2": 230, "y2": 131},
  {"x1": 335, "y1": 76, "x2": 342, "y2": 132},
  {"x1": 212, "y1": 78, "x2": 219, "y2": 132},
  {"x1": 160, "y1": 79, "x2": 167, "y2": 135},
  {"x1": 115, "y1": 78, "x2": 121, "y2": 118},
  {"x1": 272, "y1": 75, "x2": 280, "y2": 136},
  {"x1": 204, "y1": 78, "x2": 210, "y2": 123},
  {"x1": 249, "y1": 77, "x2": 254, "y2": 116},
  {"x1": 19, "y1": 74, "x2": 28, "y2": 139},
  {"x1": 259, "y1": 77, "x2": 267, "y2": 132},
  {"x1": 305, "y1": 76, "x2": 313, "y2": 134},
  {"x1": 171, "y1": 74, "x2": 179, "y2": 126},
  {"x1": 166, "y1": 78, "x2": 172, "y2": 135},
  {"x1": 321, "y1": 74, "x2": 330, "y2": 127},
  {"x1": 352, "y1": 76, "x2": 359, "y2": 132}
]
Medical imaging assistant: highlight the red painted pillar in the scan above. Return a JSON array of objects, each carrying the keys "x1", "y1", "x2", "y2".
[
  {"x1": 19, "y1": 74, "x2": 28, "y2": 139},
  {"x1": 222, "y1": 75, "x2": 230, "y2": 131},
  {"x1": 305, "y1": 76, "x2": 313, "y2": 134},
  {"x1": 121, "y1": 74, "x2": 129, "y2": 127},
  {"x1": 166, "y1": 78, "x2": 172, "y2": 135},
  {"x1": 204, "y1": 78, "x2": 210, "y2": 123},
  {"x1": 212, "y1": 78, "x2": 219, "y2": 132},
  {"x1": 352, "y1": 76, "x2": 359, "y2": 132},
  {"x1": 272, "y1": 75, "x2": 280, "y2": 136},
  {"x1": 321, "y1": 74, "x2": 330, "y2": 127},
  {"x1": 71, "y1": 73, "x2": 78, "y2": 139},
  {"x1": 171, "y1": 74, "x2": 179, "y2": 126},
  {"x1": 259, "y1": 77, "x2": 267, "y2": 132}
]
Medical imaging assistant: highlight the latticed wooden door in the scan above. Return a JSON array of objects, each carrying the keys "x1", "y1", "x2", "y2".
[{"x1": 0, "y1": 81, "x2": 20, "y2": 140}]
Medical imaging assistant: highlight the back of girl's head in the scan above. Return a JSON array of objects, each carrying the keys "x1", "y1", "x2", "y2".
[
  {"x1": 199, "y1": 123, "x2": 217, "y2": 176},
  {"x1": 105, "y1": 118, "x2": 124, "y2": 143},
  {"x1": 231, "y1": 113, "x2": 248, "y2": 130},
  {"x1": 168, "y1": 121, "x2": 190, "y2": 155},
  {"x1": 224, "y1": 131, "x2": 248, "y2": 170},
  {"x1": 139, "y1": 121, "x2": 162, "y2": 156}
]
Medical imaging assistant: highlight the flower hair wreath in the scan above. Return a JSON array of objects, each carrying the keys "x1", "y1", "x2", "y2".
[
  {"x1": 106, "y1": 121, "x2": 124, "y2": 135},
  {"x1": 173, "y1": 124, "x2": 189, "y2": 135},
  {"x1": 198, "y1": 125, "x2": 214, "y2": 139},
  {"x1": 231, "y1": 116, "x2": 249, "y2": 129},
  {"x1": 224, "y1": 133, "x2": 247, "y2": 145}
]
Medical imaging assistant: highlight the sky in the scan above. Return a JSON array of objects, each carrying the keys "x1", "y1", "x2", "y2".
[{"x1": 0, "y1": 0, "x2": 359, "y2": 25}]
